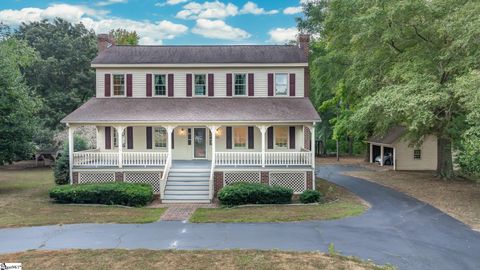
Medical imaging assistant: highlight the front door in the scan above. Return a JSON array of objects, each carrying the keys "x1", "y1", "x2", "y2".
[{"x1": 193, "y1": 128, "x2": 207, "y2": 158}]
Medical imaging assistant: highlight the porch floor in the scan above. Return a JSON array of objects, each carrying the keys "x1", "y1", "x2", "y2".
[{"x1": 172, "y1": 160, "x2": 211, "y2": 169}]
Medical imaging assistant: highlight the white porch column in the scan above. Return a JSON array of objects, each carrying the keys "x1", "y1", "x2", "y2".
[
  {"x1": 393, "y1": 147, "x2": 396, "y2": 170},
  {"x1": 309, "y1": 125, "x2": 315, "y2": 169},
  {"x1": 380, "y1": 145, "x2": 384, "y2": 166},
  {"x1": 166, "y1": 126, "x2": 175, "y2": 163},
  {"x1": 369, "y1": 143, "x2": 373, "y2": 163},
  {"x1": 116, "y1": 126, "x2": 125, "y2": 168},
  {"x1": 208, "y1": 126, "x2": 218, "y2": 165},
  {"x1": 68, "y1": 125, "x2": 75, "y2": 185},
  {"x1": 258, "y1": 125, "x2": 268, "y2": 168}
]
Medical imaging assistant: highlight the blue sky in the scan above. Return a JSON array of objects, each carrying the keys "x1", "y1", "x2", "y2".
[{"x1": 0, "y1": 0, "x2": 307, "y2": 45}]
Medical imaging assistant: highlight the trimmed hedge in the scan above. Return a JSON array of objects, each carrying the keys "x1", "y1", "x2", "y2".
[
  {"x1": 299, "y1": 190, "x2": 323, "y2": 204},
  {"x1": 218, "y1": 182, "x2": 293, "y2": 206},
  {"x1": 49, "y1": 182, "x2": 154, "y2": 207}
]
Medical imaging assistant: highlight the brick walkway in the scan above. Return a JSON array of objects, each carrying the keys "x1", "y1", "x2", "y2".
[{"x1": 158, "y1": 204, "x2": 216, "y2": 221}]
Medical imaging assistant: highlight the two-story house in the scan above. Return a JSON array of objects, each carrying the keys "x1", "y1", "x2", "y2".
[{"x1": 61, "y1": 34, "x2": 321, "y2": 203}]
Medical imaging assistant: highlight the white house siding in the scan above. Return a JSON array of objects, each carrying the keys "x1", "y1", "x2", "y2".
[
  {"x1": 95, "y1": 67, "x2": 305, "y2": 98},
  {"x1": 95, "y1": 125, "x2": 308, "y2": 160},
  {"x1": 394, "y1": 135, "x2": 438, "y2": 170}
]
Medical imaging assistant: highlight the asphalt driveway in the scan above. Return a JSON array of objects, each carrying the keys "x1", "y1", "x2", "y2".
[{"x1": 1, "y1": 164, "x2": 479, "y2": 270}]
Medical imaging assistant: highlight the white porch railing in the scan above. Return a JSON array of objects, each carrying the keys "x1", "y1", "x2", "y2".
[
  {"x1": 266, "y1": 152, "x2": 312, "y2": 166},
  {"x1": 73, "y1": 151, "x2": 118, "y2": 167},
  {"x1": 123, "y1": 152, "x2": 168, "y2": 167},
  {"x1": 215, "y1": 152, "x2": 262, "y2": 166}
]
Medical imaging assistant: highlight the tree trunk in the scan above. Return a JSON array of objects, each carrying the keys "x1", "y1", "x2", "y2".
[
  {"x1": 437, "y1": 137, "x2": 454, "y2": 179},
  {"x1": 347, "y1": 136, "x2": 353, "y2": 156}
]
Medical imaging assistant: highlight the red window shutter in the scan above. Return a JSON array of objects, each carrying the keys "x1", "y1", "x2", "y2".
[
  {"x1": 146, "y1": 127, "x2": 152, "y2": 149},
  {"x1": 127, "y1": 74, "x2": 133, "y2": 97},
  {"x1": 267, "y1": 73, "x2": 274, "y2": 96},
  {"x1": 105, "y1": 126, "x2": 111, "y2": 149},
  {"x1": 208, "y1": 73, "x2": 214, "y2": 96},
  {"x1": 248, "y1": 126, "x2": 254, "y2": 149},
  {"x1": 289, "y1": 74, "x2": 296, "y2": 96},
  {"x1": 267, "y1": 127, "x2": 274, "y2": 149},
  {"x1": 146, "y1": 74, "x2": 152, "y2": 97},
  {"x1": 226, "y1": 127, "x2": 232, "y2": 149},
  {"x1": 248, "y1": 73, "x2": 254, "y2": 96},
  {"x1": 127, "y1": 127, "x2": 133, "y2": 149},
  {"x1": 226, "y1": 73, "x2": 232, "y2": 96},
  {"x1": 186, "y1": 74, "x2": 192, "y2": 97},
  {"x1": 104, "y1": 74, "x2": 111, "y2": 97},
  {"x1": 168, "y1": 74, "x2": 174, "y2": 97},
  {"x1": 289, "y1": 126, "x2": 296, "y2": 149}
]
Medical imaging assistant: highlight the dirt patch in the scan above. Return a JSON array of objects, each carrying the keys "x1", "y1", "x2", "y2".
[{"x1": 344, "y1": 170, "x2": 480, "y2": 230}]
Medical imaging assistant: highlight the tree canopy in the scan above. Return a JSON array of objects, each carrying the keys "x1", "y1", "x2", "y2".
[{"x1": 109, "y1": 28, "x2": 140, "y2": 45}]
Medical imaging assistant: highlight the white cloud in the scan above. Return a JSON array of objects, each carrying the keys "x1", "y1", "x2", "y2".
[
  {"x1": 0, "y1": 4, "x2": 188, "y2": 45},
  {"x1": 240, "y1": 1, "x2": 278, "y2": 15},
  {"x1": 155, "y1": 0, "x2": 189, "y2": 7},
  {"x1": 268, "y1": 27, "x2": 298, "y2": 44},
  {"x1": 96, "y1": 0, "x2": 128, "y2": 7},
  {"x1": 283, "y1": 6, "x2": 302, "y2": 15},
  {"x1": 176, "y1": 1, "x2": 238, "y2": 20},
  {"x1": 192, "y1": 19, "x2": 250, "y2": 40}
]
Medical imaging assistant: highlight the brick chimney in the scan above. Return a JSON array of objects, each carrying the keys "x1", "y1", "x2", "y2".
[
  {"x1": 297, "y1": 33, "x2": 310, "y2": 58},
  {"x1": 97, "y1": 34, "x2": 115, "y2": 53}
]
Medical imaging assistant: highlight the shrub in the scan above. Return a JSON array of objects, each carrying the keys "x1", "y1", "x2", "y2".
[
  {"x1": 300, "y1": 190, "x2": 323, "y2": 204},
  {"x1": 54, "y1": 135, "x2": 88, "y2": 185},
  {"x1": 218, "y1": 182, "x2": 293, "y2": 206},
  {"x1": 49, "y1": 182, "x2": 153, "y2": 207}
]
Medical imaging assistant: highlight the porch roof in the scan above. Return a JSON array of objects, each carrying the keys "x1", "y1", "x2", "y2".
[{"x1": 61, "y1": 97, "x2": 321, "y2": 124}]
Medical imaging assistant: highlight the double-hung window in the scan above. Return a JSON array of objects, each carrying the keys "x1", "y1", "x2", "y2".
[
  {"x1": 154, "y1": 74, "x2": 167, "y2": 96},
  {"x1": 233, "y1": 127, "x2": 247, "y2": 148},
  {"x1": 414, "y1": 149, "x2": 421, "y2": 160},
  {"x1": 234, "y1": 74, "x2": 247, "y2": 96},
  {"x1": 113, "y1": 129, "x2": 126, "y2": 148},
  {"x1": 154, "y1": 127, "x2": 167, "y2": 148},
  {"x1": 194, "y1": 74, "x2": 206, "y2": 96},
  {"x1": 275, "y1": 73, "x2": 288, "y2": 96},
  {"x1": 275, "y1": 126, "x2": 288, "y2": 148},
  {"x1": 112, "y1": 74, "x2": 125, "y2": 96}
]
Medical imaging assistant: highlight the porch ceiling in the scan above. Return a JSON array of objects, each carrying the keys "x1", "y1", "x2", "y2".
[{"x1": 61, "y1": 97, "x2": 321, "y2": 124}]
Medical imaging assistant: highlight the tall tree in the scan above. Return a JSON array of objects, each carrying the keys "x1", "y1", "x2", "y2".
[
  {"x1": 15, "y1": 18, "x2": 97, "y2": 130},
  {"x1": 109, "y1": 28, "x2": 140, "y2": 45},
  {"x1": 0, "y1": 38, "x2": 40, "y2": 164},
  {"x1": 299, "y1": 0, "x2": 480, "y2": 179}
]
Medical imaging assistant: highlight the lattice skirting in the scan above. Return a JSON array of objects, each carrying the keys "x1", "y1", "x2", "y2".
[
  {"x1": 224, "y1": 172, "x2": 261, "y2": 186},
  {"x1": 124, "y1": 172, "x2": 161, "y2": 193},
  {"x1": 269, "y1": 172, "x2": 307, "y2": 193},
  {"x1": 78, "y1": 172, "x2": 115, "y2": 184}
]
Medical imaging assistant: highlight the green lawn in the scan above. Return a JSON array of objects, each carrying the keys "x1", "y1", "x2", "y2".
[
  {"x1": 0, "y1": 165, "x2": 165, "y2": 228},
  {"x1": 0, "y1": 249, "x2": 394, "y2": 270},
  {"x1": 190, "y1": 179, "x2": 367, "y2": 223}
]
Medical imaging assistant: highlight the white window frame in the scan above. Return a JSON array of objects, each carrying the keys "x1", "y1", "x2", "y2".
[
  {"x1": 112, "y1": 129, "x2": 126, "y2": 148},
  {"x1": 274, "y1": 126, "x2": 289, "y2": 149},
  {"x1": 153, "y1": 74, "x2": 167, "y2": 97},
  {"x1": 193, "y1": 74, "x2": 207, "y2": 96},
  {"x1": 234, "y1": 73, "x2": 247, "y2": 96},
  {"x1": 274, "y1": 73, "x2": 289, "y2": 96},
  {"x1": 233, "y1": 126, "x2": 248, "y2": 149},
  {"x1": 153, "y1": 127, "x2": 167, "y2": 149},
  {"x1": 111, "y1": 73, "x2": 126, "y2": 97}
]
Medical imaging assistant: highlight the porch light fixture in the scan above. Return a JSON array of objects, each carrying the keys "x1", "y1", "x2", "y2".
[
  {"x1": 215, "y1": 128, "x2": 222, "y2": 137},
  {"x1": 178, "y1": 128, "x2": 187, "y2": 136}
]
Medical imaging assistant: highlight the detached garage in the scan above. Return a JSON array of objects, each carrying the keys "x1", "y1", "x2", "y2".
[{"x1": 367, "y1": 127, "x2": 438, "y2": 171}]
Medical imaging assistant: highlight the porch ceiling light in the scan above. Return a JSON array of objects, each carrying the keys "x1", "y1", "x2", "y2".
[
  {"x1": 178, "y1": 128, "x2": 187, "y2": 136},
  {"x1": 215, "y1": 128, "x2": 222, "y2": 137}
]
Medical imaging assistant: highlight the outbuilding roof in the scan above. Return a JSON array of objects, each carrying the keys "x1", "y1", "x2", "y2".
[
  {"x1": 91, "y1": 45, "x2": 308, "y2": 65},
  {"x1": 61, "y1": 97, "x2": 321, "y2": 124},
  {"x1": 367, "y1": 126, "x2": 407, "y2": 145}
]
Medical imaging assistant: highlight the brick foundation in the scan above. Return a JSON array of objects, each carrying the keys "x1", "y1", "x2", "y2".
[
  {"x1": 214, "y1": 171, "x2": 224, "y2": 197},
  {"x1": 306, "y1": 171, "x2": 313, "y2": 190},
  {"x1": 115, "y1": 172, "x2": 124, "y2": 182},
  {"x1": 260, "y1": 171, "x2": 269, "y2": 184},
  {"x1": 72, "y1": 172, "x2": 78, "y2": 184}
]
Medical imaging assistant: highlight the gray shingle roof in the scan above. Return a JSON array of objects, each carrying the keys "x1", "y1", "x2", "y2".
[
  {"x1": 368, "y1": 126, "x2": 407, "y2": 144},
  {"x1": 61, "y1": 98, "x2": 320, "y2": 123},
  {"x1": 91, "y1": 45, "x2": 308, "y2": 65}
]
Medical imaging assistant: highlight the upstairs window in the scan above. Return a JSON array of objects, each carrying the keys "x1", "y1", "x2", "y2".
[
  {"x1": 154, "y1": 74, "x2": 167, "y2": 96},
  {"x1": 234, "y1": 74, "x2": 247, "y2": 96},
  {"x1": 414, "y1": 149, "x2": 421, "y2": 160},
  {"x1": 194, "y1": 74, "x2": 206, "y2": 96},
  {"x1": 275, "y1": 73, "x2": 288, "y2": 96},
  {"x1": 154, "y1": 127, "x2": 167, "y2": 148},
  {"x1": 275, "y1": 126, "x2": 288, "y2": 148},
  {"x1": 112, "y1": 74, "x2": 125, "y2": 96},
  {"x1": 233, "y1": 127, "x2": 247, "y2": 148},
  {"x1": 113, "y1": 129, "x2": 126, "y2": 148}
]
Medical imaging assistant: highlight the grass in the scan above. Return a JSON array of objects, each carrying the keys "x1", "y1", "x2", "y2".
[
  {"x1": 190, "y1": 178, "x2": 368, "y2": 223},
  {"x1": 0, "y1": 165, "x2": 165, "y2": 228},
  {"x1": 0, "y1": 249, "x2": 394, "y2": 270},
  {"x1": 344, "y1": 170, "x2": 480, "y2": 230}
]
